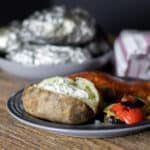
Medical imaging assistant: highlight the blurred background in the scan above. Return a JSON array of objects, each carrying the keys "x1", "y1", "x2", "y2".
[
  {"x1": 0, "y1": 0, "x2": 150, "y2": 35},
  {"x1": 0, "y1": 0, "x2": 150, "y2": 80}
]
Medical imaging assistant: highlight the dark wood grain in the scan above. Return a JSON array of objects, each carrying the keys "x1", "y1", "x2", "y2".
[{"x1": 0, "y1": 71, "x2": 150, "y2": 150}]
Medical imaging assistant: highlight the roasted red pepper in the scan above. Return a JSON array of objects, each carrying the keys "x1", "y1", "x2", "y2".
[{"x1": 111, "y1": 103, "x2": 144, "y2": 124}]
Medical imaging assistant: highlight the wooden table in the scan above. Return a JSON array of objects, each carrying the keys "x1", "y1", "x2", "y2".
[{"x1": 0, "y1": 71, "x2": 150, "y2": 150}]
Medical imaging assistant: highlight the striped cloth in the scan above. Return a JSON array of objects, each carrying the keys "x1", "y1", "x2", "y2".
[{"x1": 114, "y1": 30, "x2": 150, "y2": 79}]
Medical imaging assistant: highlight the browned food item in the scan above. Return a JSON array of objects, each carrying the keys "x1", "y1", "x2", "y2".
[
  {"x1": 22, "y1": 85, "x2": 94, "y2": 124},
  {"x1": 69, "y1": 71, "x2": 150, "y2": 104}
]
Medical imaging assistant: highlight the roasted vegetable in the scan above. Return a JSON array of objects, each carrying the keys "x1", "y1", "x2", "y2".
[
  {"x1": 103, "y1": 104, "x2": 123, "y2": 124},
  {"x1": 104, "y1": 95, "x2": 145, "y2": 125},
  {"x1": 110, "y1": 103, "x2": 144, "y2": 125},
  {"x1": 120, "y1": 95, "x2": 145, "y2": 108},
  {"x1": 104, "y1": 116, "x2": 123, "y2": 125}
]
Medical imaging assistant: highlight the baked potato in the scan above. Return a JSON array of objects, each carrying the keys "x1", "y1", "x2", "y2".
[{"x1": 22, "y1": 77, "x2": 101, "y2": 124}]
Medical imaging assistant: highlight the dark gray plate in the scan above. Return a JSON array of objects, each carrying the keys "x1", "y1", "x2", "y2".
[
  {"x1": 0, "y1": 51, "x2": 112, "y2": 81},
  {"x1": 7, "y1": 89, "x2": 150, "y2": 138}
]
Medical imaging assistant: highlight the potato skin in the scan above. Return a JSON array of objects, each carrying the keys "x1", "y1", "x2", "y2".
[{"x1": 22, "y1": 85, "x2": 94, "y2": 124}]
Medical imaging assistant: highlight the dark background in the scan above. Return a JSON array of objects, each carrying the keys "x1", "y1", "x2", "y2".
[{"x1": 0, "y1": 0, "x2": 150, "y2": 35}]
